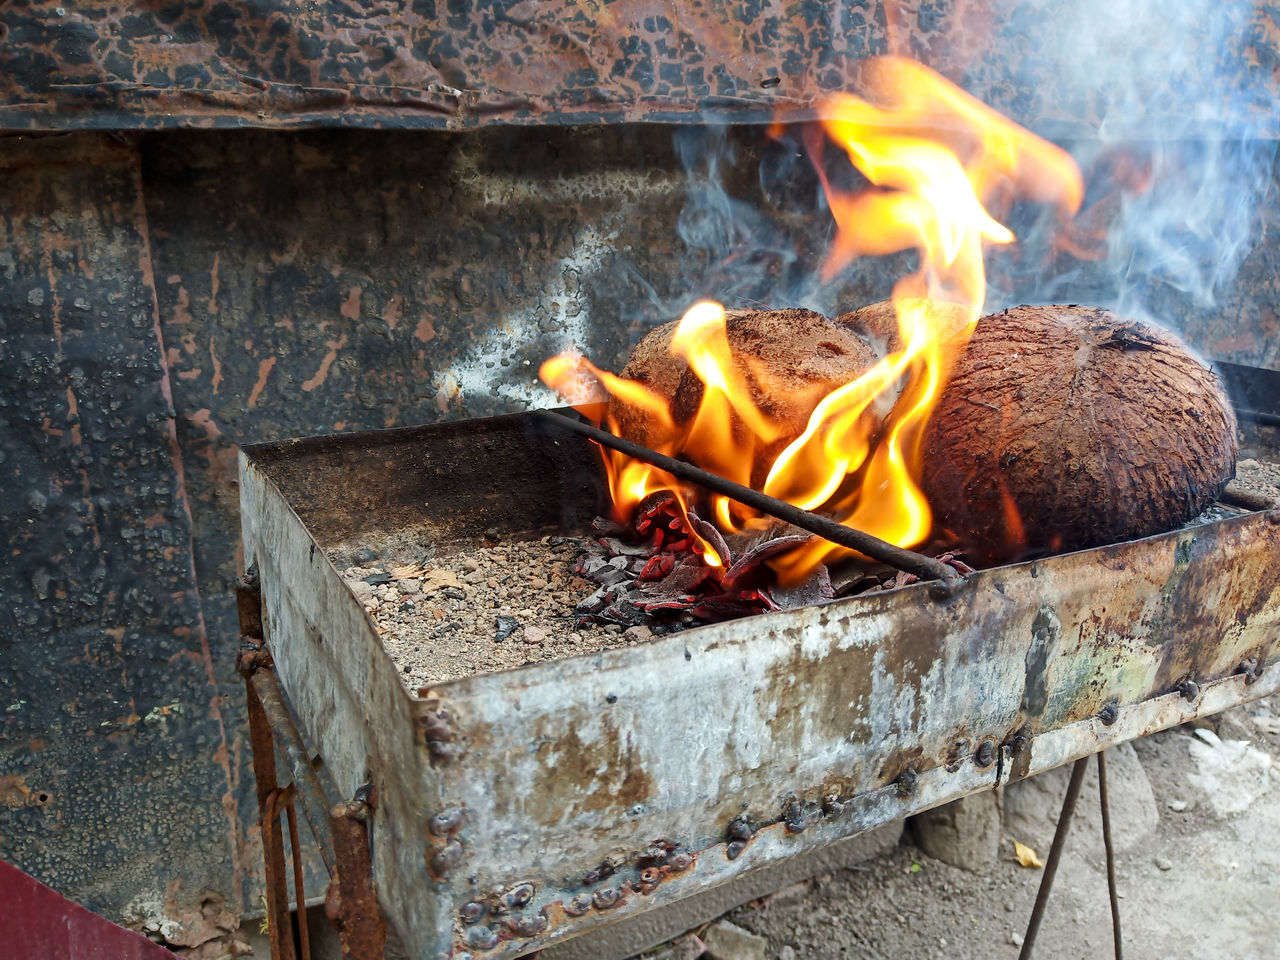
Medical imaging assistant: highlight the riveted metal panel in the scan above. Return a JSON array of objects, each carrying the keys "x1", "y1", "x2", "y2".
[{"x1": 240, "y1": 411, "x2": 1280, "y2": 959}]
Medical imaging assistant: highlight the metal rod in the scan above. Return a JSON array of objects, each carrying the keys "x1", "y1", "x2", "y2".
[
  {"x1": 246, "y1": 668, "x2": 298, "y2": 960},
  {"x1": 250, "y1": 668, "x2": 339, "y2": 876},
  {"x1": 535, "y1": 409, "x2": 962, "y2": 592},
  {"x1": 1019, "y1": 757, "x2": 1089, "y2": 960},
  {"x1": 286, "y1": 799, "x2": 313, "y2": 960},
  {"x1": 1098, "y1": 752, "x2": 1124, "y2": 960}
]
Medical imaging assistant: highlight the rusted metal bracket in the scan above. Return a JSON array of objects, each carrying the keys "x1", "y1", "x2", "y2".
[
  {"x1": 238, "y1": 568, "x2": 385, "y2": 960},
  {"x1": 240, "y1": 645, "x2": 298, "y2": 960},
  {"x1": 326, "y1": 794, "x2": 389, "y2": 960}
]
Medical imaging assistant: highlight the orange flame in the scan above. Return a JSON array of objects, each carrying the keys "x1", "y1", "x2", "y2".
[{"x1": 541, "y1": 57, "x2": 1082, "y2": 582}]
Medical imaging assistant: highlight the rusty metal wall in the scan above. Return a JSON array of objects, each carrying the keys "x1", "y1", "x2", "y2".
[
  {"x1": 0, "y1": 135, "x2": 246, "y2": 950},
  {"x1": 1, "y1": 1, "x2": 1277, "y2": 136}
]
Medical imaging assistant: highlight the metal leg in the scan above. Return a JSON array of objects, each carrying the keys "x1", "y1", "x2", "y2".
[
  {"x1": 244, "y1": 655, "x2": 298, "y2": 960},
  {"x1": 285, "y1": 797, "x2": 313, "y2": 960},
  {"x1": 1018, "y1": 757, "x2": 1089, "y2": 960},
  {"x1": 327, "y1": 797, "x2": 388, "y2": 960},
  {"x1": 1098, "y1": 751, "x2": 1123, "y2": 960}
]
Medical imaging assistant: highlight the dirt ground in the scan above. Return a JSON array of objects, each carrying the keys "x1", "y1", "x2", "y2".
[{"x1": 630, "y1": 696, "x2": 1280, "y2": 960}]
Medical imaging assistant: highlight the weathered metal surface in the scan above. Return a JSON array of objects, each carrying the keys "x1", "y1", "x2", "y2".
[
  {"x1": 1, "y1": 2, "x2": 1277, "y2": 135},
  {"x1": 248, "y1": 664, "x2": 338, "y2": 876},
  {"x1": 0, "y1": 133, "x2": 246, "y2": 949},
  {"x1": 240, "y1": 411, "x2": 1280, "y2": 960},
  {"x1": 327, "y1": 798, "x2": 389, "y2": 960},
  {"x1": 243, "y1": 652, "x2": 297, "y2": 960},
  {"x1": 4, "y1": 110, "x2": 1280, "y2": 947}
]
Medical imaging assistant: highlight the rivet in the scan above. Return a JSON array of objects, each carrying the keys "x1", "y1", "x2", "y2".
[
  {"x1": 975, "y1": 740, "x2": 997, "y2": 767},
  {"x1": 726, "y1": 839, "x2": 748, "y2": 860},
  {"x1": 894, "y1": 767, "x2": 918, "y2": 797},
  {"x1": 639, "y1": 866, "x2": 661, "y2": 885},
  {"x1": 465, "y1": 925, "x2": 498, "y2": 950},
  {"x1": 592, "y1": 886, "x2": 622, "y2": 910},
  {"x1": 459, "y1": 901, "x2": 486, "y2": 924},
  {"x1": 428, "y1": 739, "x2": 458, "y2": 762},
  {"x1": 782, "y1": 801, "x2": 809, "y2": 834},
  {"x1": 503, "y1": 882, "x2": 535, "y2": 910},
  {"x1": 821, "y1": 794, "x2": 845, "y2": 816},
  {"x1": 726, "y1": 817, "x2": 753, "y2": 842},
  {"x1": 430, "y1": 839, "x2": 463, "y2": 877},
  {"x1": 429, "y1": 807, "x2": 465, "y2": 837},
  {"x1": 1097, "y1": 698, "x2": 1120, "y2": 726},
  {"x1": 504, "y1": 914, "x2": 547, "y2": 936},
  {"x1": 564, "y1": 893, "x2": 592, "y2": 917},
  {"x1": 1178, "y1": 679, "x2": 1200, "y2": 702},
  {"x1": 668, "y1": 852, "x2": 693, "y2": 872}
]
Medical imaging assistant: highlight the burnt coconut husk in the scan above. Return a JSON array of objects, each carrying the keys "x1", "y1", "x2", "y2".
[
  {"x1": 612, "y1": 308, "x2": 879, "y2": 472},
  {"x1": 920, "y1": 305, "x2": 1236, "y2": 565}
]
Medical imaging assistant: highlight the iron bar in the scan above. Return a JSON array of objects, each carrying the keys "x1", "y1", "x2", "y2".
[
  {"x1": 285, "y1": 796, "x2": 313, "y2": 960},
  {"x1": 535, "y1": 409, "x2": 962, "y2": 592},
  {"x1": 1098, "y1": 752, "x2": 1124, "y2": 960},
  {"x1": 250, "y1": 667, "x2": 338, "y2": 876},
  {"x1": 329, "y1": 799, "x2": 388, "y2": 960},
  {"x1": 1018, "y1": 757, "x2": 1089, "y2": 960},
  {"x1": 245, "y1": 666, "x2": 297, "y2": 960}
]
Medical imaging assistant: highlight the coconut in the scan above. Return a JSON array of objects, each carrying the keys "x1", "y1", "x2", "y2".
[
  {"x1": 919, "y1": 304, "x2": 1237, "y2": 564},
  {"x1": 611, "y1": 308, "x2": 879, "y2": 475},
  {"x1": 835, "y1": 297, "x2": 976, "y2": 357}
]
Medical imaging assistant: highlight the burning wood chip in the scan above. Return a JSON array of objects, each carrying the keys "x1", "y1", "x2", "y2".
[
  {"x1": 573, "y1": 495, "x2": 839, "y2": 627},
  {"x1": 573, "y1": 495, "x2": 978, "y2": 628}
]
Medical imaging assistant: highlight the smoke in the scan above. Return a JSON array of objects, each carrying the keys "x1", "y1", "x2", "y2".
[
  {"x1": 983, "y1": 0, "x2": 1278, "y2": 336},
  {"x1": 658, "y1": 0, "x2": 1277, "y2": 361}
]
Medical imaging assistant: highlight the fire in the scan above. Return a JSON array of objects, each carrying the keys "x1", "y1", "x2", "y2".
[{"x1": 540, "y1": 57, "x2": 1082, "y2": 582}]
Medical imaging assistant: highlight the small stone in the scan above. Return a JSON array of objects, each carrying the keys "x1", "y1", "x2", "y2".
[
  {"x1": 398, "y1": 578, "x2": 422, "y2": 595},
  {"x1": 354, "y1": 548, "x2": 379, "y2": 564},
  {"x1": 623, "y1": 625, "x2": 653, "y2": 643},
  {"x1": 350, "y1": 581, "x2": 374, "y2": 602},
  {"x1": 517, "y1": 608, "x2": 536, "y2": 618},
  {"x1": 1167, "y1": 799, "x2": 1188, "y2": 812},
  {"x1": 1155, "y1": 857, "x2": 1173, "y2": 871},
  {"x1": 778, "y1": 948, "x2": 797, "y2": 960},
  {"x1": 523, "y1": 625, "x2": 547, "y2": 645},
  {"x1": 702, "y1": 920, "x2": 766, "y2": 960},
  {"x1": 1010, "y1": 932, "x2": 1025, "y2": 947},
  {"x1": 461, "y1": 557, "x2": 480, "y2": 572},
  {"x1": 528, "y1": 577, "x2": 548, "y2": 590}
]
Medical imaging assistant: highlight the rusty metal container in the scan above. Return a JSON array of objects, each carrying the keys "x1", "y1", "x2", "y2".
[{"x1": 238, "y1": 410, "x2": 1280, "y2": 960}]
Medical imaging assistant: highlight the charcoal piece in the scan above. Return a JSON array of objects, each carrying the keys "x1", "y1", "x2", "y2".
[
  {"x1": 590, "y1": 516, "x2": 628, "y2": 536},
  {"x1": 595, "y1": 556, "x2": 631, "y2": 587},
  {"x1": 685, "y1": 509, "x2": 732, "y2": 567},
  {"x1": 600, "y1": 536, "x2": 657, "y2": 557},
  {"x1": 765, "y1": 564, "x2": 835, "y2": 610},
  {"x1": 363, "y1": 572, "x2": 392, "y2": 585},
  {"x1": 493, "y1": 616, "x2": 520, "y2": 642},
  {"x1": 723, "y1": 535, "x2": 812, "y2": 585},
  {"x1": 575, "y1": 585, "x2": 614, "y2": 615}
]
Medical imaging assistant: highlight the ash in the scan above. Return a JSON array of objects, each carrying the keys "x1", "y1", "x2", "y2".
[{"x1": 339, "y1": 536, "x2": 641, "y2": 689}]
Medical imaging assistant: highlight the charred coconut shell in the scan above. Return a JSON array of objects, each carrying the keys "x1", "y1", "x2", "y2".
[
  {"x1": 613, "y1": 308, "x2": 879, "y2": 461},
  {"x1": 920, "y1": 305, "x2": 1237, "y2": 565}
]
